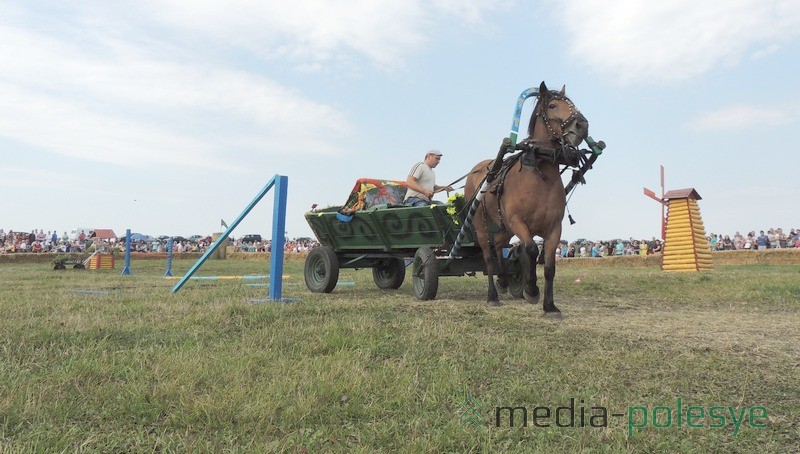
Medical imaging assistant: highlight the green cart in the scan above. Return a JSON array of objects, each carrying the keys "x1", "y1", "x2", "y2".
[{"x1": 304, "y1": 204, "x2": 525, "y2": 300}]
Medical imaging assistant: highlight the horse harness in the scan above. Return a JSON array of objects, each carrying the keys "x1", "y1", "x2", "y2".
[
  {"x1": 482, "y1": 90, "x2": 586, "y2": 235},
  {"x1": 481, "y1": 140, "x2": 586, "y2": 236},
  {"x1": 472, "y1": 90, "x2": 597, "y2": 262}
]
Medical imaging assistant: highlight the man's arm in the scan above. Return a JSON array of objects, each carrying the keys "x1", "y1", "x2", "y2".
[{"x1": 406, "y1": 175, "x2": 434, "y2": 199}]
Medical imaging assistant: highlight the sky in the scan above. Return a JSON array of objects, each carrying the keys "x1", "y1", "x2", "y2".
[{"x1": 2, "y1": 0, "x2": 799, "y2": 243}]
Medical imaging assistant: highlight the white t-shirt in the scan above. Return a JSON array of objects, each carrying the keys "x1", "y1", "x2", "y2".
[{"x1": 405, "y1": 162, "x2": 436, "y2": 201}]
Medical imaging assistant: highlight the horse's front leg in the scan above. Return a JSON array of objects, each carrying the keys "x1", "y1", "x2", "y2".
[
  {"x1": 484, "y1": 247, "x2": 501, "y2": 306},
  {"x1": 506, "y1": 219, "x2": 540, "y2": 305},
  {"x1": 495, "y1": 242, "x2": 509, "y2": 295},
  {"x1": 542, "y1": 233, "x2": 562, "y2": 316},
  {"x1": 522, "y1": 241, "x2": 541, "y2": 305}
]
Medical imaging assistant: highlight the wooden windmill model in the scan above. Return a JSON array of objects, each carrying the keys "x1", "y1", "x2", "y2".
[
  {"x1": 661, "y1": 188, "x2": 713, "y2": 271},
  {"x1": 643, "y1": 166, "x2": 713, "y2": 271}
]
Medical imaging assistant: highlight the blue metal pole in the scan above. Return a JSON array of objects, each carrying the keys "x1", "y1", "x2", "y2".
[
  {"x1": 164, "y1": 237, "x2": 174, "y2": 276},
  {"x1": 172, "y1": 175, "x2": 279, "y2": 293},
  {"x1": 509, "y1": 86, "x2": 539, "y2": 145},
  {"x1": 269, "y1": 175, "x2": 288, "y2": 301},
  {"x1": 121, "y1": 229, "x2": 132, "y2": 275}
]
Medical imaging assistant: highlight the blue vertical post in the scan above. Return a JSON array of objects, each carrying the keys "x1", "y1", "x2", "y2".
[
  {"x1": 172, "y1": 174, "x2": 281, "y2": 293},
  {"x1": 164, "y1": 237, "x2": 174, "y2": 276},
  {"x1": 269, "y1": 175, "x2": 288, "y2": 301},
  {"x1": 121, "y1": 229, "x2": 132, "y2": 275}
]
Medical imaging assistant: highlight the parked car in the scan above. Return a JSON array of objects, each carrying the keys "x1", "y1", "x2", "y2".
[
  {"x1": 239, "y1": 234, "x2": 262, "y2": 244},
  {"x1": 156, "y1": 235, "x2": 188, "y2": 243}
]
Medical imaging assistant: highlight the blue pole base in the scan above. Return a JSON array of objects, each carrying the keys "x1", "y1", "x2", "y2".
[
  {"x1": 122, "y1": 229, "x2": 132, "y2": 275},
  {"x1": 249, "y1": 297, "x2": 298, "y2": 304}
]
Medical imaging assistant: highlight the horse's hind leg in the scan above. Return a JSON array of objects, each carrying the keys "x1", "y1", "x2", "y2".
[{"x1": 521, "y1": 241, "x2": 541, "y2": 305}]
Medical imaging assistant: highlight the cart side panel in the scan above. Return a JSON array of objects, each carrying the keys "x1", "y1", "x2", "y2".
[
  {"x1": 306, "y1": 211, "x2": 388, "y2": 251},
  {"x1": 371, "y1": 205, "x2": 478, "y2": 249},
  {"x1": 305, "y1": 212, "x2": 340, "y2": 251},
  {"x1": 306, "y1": 205, "x2": 477, "y2": 252},
  {"x1": 371, "y1": 207, "x2": 442, "y2": 248}
]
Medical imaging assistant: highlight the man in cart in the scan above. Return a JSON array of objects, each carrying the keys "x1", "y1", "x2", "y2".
[{"x1": 403, "y1": 149, "x2": 453, "y2": 206}]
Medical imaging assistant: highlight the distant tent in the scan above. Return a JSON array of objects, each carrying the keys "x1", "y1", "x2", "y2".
[
  {"x1": 90, "y1": 229, "x2": 117, "y2": 239},
  {"x1": 129, "y1": 233, "x2": 155, "y2": 241}
]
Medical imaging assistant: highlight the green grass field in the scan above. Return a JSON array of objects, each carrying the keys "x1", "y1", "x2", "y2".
[{"x1": 1, "y1": 258, "x2": 798, "y2": 452}]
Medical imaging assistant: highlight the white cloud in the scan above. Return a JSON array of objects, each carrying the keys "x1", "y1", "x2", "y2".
[
  {"x1": 0, "y1": 81, "x2": 226, "y2": 169},
  {"x1": 143, "y1": 0, "x2": 509, "y2": 69},
  {"x1": 431, "y1": 0, "x2": 513, "y2": 24},
  {"x1": 0, "y1": 2, "x2": 506, "y2": 170},
  {"x1": 751, "y1": 44, "x2": 782, "y2": 60},
  {"x1": 689, "y1": 104, "x2": 796, "y2": 132},
  {"x1": 0, "y1": 19, "x2": 353, "y2": 169},
  {"x1": 0, "y1": 166, "x2": 83, "y2": 189},
  {"x1": 1, "y1": 24, "x2": 353, "y2": 129},
  {"x1": 557, "y1": 0, "x2": 800, "y2": 83},
  {"x1": 155, "y1": 1, "x2": 426, "y2": 69}
]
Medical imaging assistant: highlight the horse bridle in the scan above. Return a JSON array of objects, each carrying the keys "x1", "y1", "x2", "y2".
[
  {"x1": 516, "y1": 91, "x2": 588, "y2": 173},
  {"x1": 537, "y1": 91, "x2": 582, "y2": 143}
]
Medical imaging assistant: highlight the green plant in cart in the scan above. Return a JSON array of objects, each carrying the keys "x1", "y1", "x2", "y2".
[{"x1": 446, "y1": 193, "x2": 466, "y2": 225}]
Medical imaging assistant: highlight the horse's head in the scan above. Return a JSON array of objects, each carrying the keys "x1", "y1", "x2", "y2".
[{"x1": 528, "y1": 81, "x2": 588, "y2": 147}]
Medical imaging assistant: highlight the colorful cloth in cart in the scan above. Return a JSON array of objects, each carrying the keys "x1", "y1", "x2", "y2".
[{"x1": 340, "y1": 178, "x2": 409, "y2": 215}]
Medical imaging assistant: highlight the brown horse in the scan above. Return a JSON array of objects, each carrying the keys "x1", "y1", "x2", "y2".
[{"x1": 465, "y1": 82, "x2": 588, "y2": 313}]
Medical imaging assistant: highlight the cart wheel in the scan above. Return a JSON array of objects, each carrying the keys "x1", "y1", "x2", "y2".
[
  {"x1": 412, "y1": 247, "x2": 439, "y2": 300},
  {"x1": 506, "y1": 259, "x2": 525, "y2": 299},
  {"x1": 372, "y1": 258, "x2": 405, "y2": 290},
  {"x1": 54, "y1": 263, "x2": 66, "y2": 270},
  {"x1": 305, "y1": 247, "x2": 340, "y2": 293},
  {"x1": 73, "y1": 264, "x2": 85, "y2": 270}
]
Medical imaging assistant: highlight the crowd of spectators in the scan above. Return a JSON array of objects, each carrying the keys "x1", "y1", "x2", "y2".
[
  {"x1": 0, "y1": 229, "x2": 89, "y2": 254},
  {"x1": 559, "y1": 227, "x2": 799, "y2": 258},
  {"x1": 0, "y1": 228, "x2": 320, "y2": 255},
  {"x1": 233, "y1": 238, "x2": 319, "y2": 253},
  {"x1": 557, "y1": 238, "x2": 662, "y2": 258},
  {"x1": 706, "y1": 228, "x2": 799, "y2": 251},
  {"x1": 3, "y1": 226, "x2": 795, "y2": 257}
]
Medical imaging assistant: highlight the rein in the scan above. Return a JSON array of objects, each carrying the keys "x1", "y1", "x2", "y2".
[{"x1": 441, "y1": 170, "x2": 481, "y2": 192}]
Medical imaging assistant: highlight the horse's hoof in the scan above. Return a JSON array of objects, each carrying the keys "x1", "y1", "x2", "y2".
[
  {"x1": 523, "y1": 288, "x2": 540, "y2": 305},
  {"x1": 496, "y1": 282, "x2": 509, "y2": 295},
  {"x1": 488, "y1": 300, "x2": 502, "y2": 307},
  {"x1": 543, "y1": 311, "x2": 563, "y2": 321}
]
